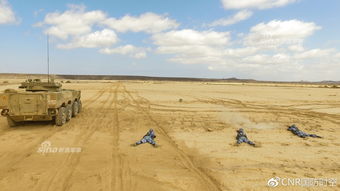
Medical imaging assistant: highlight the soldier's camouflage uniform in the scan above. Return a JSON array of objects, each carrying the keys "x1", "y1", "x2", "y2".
[
  {"x1": 236, "y1": 128, "x2": 255, "y2": 146},
  {"x1": 288, "y1": 125, "x2": 322, "y2": 138},
  {"x1": 135, "y1": 129, "x2": 157, "y2": 146}
]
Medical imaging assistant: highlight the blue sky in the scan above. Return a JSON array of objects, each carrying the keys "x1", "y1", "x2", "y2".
[{"x1": 1, "y1": 0, "x2": 340, "y2": 81}]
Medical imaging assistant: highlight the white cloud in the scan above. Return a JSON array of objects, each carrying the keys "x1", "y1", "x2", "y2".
[
  {"x1": 39, "y1": 9, "x2": 179, "y2": 38},
  {"x1": 221, "y1": 0, "x2": 298, "y2": 10},
  {"x1": 151, "y1": 20, "x2": 340, "y2": 81},
  {"x1": 294, "y1": 49, "x2": 335, "y2": 59},
  {"x1": 36, "y1": 6, "x2": 179, "y2": 59},
  {"x1": 288, "y1": 44, "x2": 304, "y2": 52},
  {"x1": 244, "y1": 20, "x2": 321, "y2": 49},
  {"x1": 100, "y1": 45, "x2": 148, "y2": 58},
  {"x1": 153, "y1": 29, "x2": 230, "y2": 47},
  {"x1": 35, "y1": 5, "x2": 340, "y2": 81},
  {"x1": 39, "y1": 5, "x2": 106, "y2": 39},
  {"x1": 335, "y1": 53, "x2": 340, "y2": 58},
  {"x1": 210, "y1": 10, "x2": 253, "y2": 27},
  {"x1": 224, "y1": 47, "x2": 258, "y2": 57},
  {"x1": 58, "y1": 29, "x2": 118, "y2": 49},
  {"x1": 242, "y1": 53, "x2": 291, "y2": 65},
  {"x1": 152, "y1": 29, "x2": 230, "y2": 65},
  {"x1": 206, "y1": 46, "x2": 340, "y2": 81},
  {"x1": 103, "y1": 12, "x2": 179, "y2": 33},
  {"x1": 0, "y1": 0, "x2": 18, "y2": 24}
]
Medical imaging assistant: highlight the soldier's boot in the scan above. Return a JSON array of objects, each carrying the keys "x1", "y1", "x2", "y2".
[
  {"x1": 131, "y1": 139, "x2": 145, "y2": 147},
  {"x1": 147, "y1": 139, "x2": 157, "y2": 147},
  {"x1": 247, "y1": 140, "x2": 256, "y2": 146},
  {"x1": 309, "y1": 134, "x2": 322, "y2": 138}
]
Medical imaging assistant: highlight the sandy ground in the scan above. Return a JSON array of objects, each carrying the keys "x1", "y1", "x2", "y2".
[{"x1": 0, "y1": 80, "x2": 339, "y2": 191}]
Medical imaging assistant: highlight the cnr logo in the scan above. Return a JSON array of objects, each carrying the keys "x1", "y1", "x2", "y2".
[{"x1": 267, "y1": 177, "x2": 280, "y2": 187}]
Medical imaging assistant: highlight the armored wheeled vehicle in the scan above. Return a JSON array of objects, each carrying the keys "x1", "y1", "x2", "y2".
[{"x1": 0, "y1": 79, "x2": 81, "y2": 127}]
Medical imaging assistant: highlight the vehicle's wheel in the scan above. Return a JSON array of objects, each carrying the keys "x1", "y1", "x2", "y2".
[
  {"x1": 7, "y1": 117, "x2": 17, "y2": 127},
  {"x1": 72, "y1": 101, "x2": 79, "y2": 117},
  {"x1": 55, "y1": 107, "x2": 66, "y2": 126},
  {"x1": 66, "y1": 104, "x2": 72, "y2": 121},
  {"x1": 78, "y1": 100, "x2": 82, "y2": 113}
]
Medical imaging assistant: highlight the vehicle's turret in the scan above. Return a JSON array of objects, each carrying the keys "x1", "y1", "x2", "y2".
[{"x1": 19, "y1": 79, "x2": 62, "y2": 92}]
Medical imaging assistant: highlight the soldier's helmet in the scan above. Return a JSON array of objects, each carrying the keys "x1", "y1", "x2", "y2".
[
  {"x1": 237, "y1": 128, "x2": 244, "y2": 133},
  {"x1": 288, "y1": 124, "x2": 296, "y2": 130},
  {"x1": 288, "y1": 125, "x2": 296, "y2": 132}
]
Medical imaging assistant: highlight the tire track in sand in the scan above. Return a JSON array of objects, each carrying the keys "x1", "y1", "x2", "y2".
[
  {"x1": 111, "y1": 82, "x2": 122, "y2": 191},
  {"x1": 198, "y1": 98, "x2": 340, "y2": 125},
  {"x1": 0, "y1": 84, "x2": 112, "y2": 180},
  {"x1": 82, "y1": 85, "x2": 111, "y2": 108},
  {"x1": 110, "y1": 82, "x2": 134, "y2": 191},
  {"x1": 0, "y1": 127, "x2": 65, "y2": 181},
  {"x1": 121, "y1": 85, "x2": 223, "y2": 191},
  {"x1": 0, "y1": 87, "x2": 113, "y2": 182},
  {"x1": 41, "y1": 84, "x2": 116, "y2": 191}
]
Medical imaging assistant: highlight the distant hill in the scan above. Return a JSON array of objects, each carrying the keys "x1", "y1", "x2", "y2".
[
  {"x1": 0, "y1": 73, "x2": 339, "y2": 84},
  {"x1": 0, "y1": 73, "x2": 251, "y2": 82}
]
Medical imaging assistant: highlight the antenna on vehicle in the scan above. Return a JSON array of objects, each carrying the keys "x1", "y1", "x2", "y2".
[{"x1": 47, "y1": 34, "x2": 50, "y2": 83}]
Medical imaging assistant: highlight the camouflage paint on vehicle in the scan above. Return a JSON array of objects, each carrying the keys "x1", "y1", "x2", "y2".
[{"x1": 0, "y1": 79, "x2": 81, "y2": 127}]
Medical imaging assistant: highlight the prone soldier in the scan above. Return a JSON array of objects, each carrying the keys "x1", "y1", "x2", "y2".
[
  {"x1": 133, "y1": 129, "x2": 157, "y2": 147},
  {"x1": 287, "y1": 124, "x2": 322, "y2": 138},
  {"x1": 236, "y1": 128, "x2": 256, "y2": 146}
]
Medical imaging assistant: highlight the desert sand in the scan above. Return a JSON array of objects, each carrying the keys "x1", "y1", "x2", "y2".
[{"x1": 0, "y1": 80, "x2": 339, "y2": 191}]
